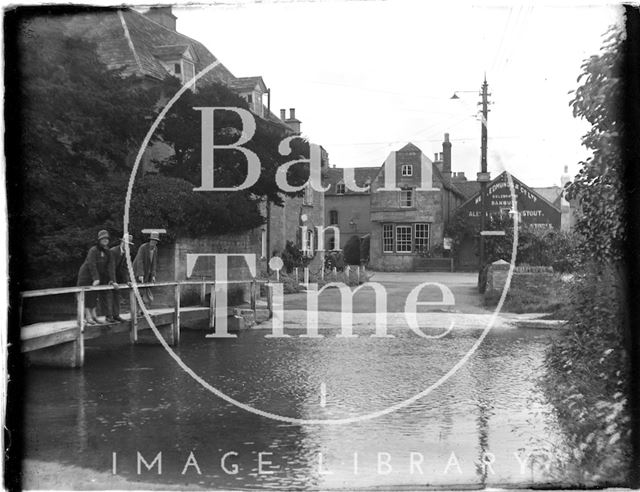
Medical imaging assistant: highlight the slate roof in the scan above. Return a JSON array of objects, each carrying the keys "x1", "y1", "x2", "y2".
[
  {"x1": 458, "y1": 171, "x2": 562, "y2": 212},
  {"x1": 324, "y1": 142, "x2": 467, "y2": 199},
  {"x1": 397, "y1": 142, "x2": 422, "y2": 153},
  {"x1": 48, "y1": 8, "x2": 289, "y2": 129},
  {"x1": 532, "y1": 186, "x2": 562, "y2": 208},
  {"x1": 151, "y1": 44, "x2": 193, "y2": 61},
  {"x1": 452, "y1": 180, "x2": 481, "y2": 199},
  {"x1": 230, "y1": 76, "x2": 268, "y2": 93},
  {"x1": 325, "y1": 167, "x2": 380, "y2": 194}
]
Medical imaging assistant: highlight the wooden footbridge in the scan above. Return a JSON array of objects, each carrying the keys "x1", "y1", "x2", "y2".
[{"x1": 19, "y1": 280, "x2": 272, "y2": 368}]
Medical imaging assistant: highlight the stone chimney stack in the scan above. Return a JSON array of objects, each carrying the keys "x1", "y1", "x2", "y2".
[
  {"x1": 280, "y1": 109, "x2": 286, "y2": 121},
  {"x1": 433, "y1": 152, "x2": 443, "y2": 174},
  {"x1": 284, "y1": 108, "x2": 301, "y2": 134},
  {"x1": 442, "y1": 133, "x2": 452, "y2": 180},
  {"x1": 145, "y1": 6, "x2": 177, "y2": 31}
]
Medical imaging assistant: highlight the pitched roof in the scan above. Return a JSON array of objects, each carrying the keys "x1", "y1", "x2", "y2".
[
  {"x1": 324, "y1": 142, "x2": 467, "y2": 199},
  {"x1": 453, "y1": 180, "x2": 481, "y2": 199},
  {"x1": 458, "y1": 171, "x2": 562, "y2": 212},
  {"x1": 58, "y1": 9, "x2": 236, "y2": 85},
  {"x1": 533, "y1": 186, "x2": 562, "y2": 208},
  {"x1": 325, "y1": 167, "x2": 380, "y2": 194},
  {"x1": 397, "y1": 142, "x2": 422, "y2": 153},
  {"x1": 230, "y1": 76, "x2": 268, "y2": 93},
  {"x1": 53, "y1": 8, "x2": 293, "y2": 130},
  {"x1": 151, "y1": 44, "x2": 194, "y2": 61}
]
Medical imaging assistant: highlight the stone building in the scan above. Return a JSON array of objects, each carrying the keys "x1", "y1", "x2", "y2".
[
  {"x1": 43, "y1": 6, "x2": 325, "y2": 281},
  {"x1": 452, "y1": 172, "x2": 563, "y2": 270},
  {"x1": 325, "y1": 136, "x2": 467, "y2": 271},
  {"x1": 325, "y1": 134, "x2": 573, "y2": 272}
]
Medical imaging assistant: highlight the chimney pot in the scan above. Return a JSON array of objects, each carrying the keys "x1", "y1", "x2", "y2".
[
  {"x1": 280, "y1": 109, "x2": 286, "y2": 121},
  {"x1": 442, "y1": 133, "x2": 452, "y2": 179},
  {"x1": 289, "y1": 108, "x2": 296, "y2": 119},
  {"x1": 145, "y1": 6, "x2": 177, "y2": 31}
]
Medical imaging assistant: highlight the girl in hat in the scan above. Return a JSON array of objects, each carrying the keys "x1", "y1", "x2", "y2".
[{"x1": 77, "y1": 229, "x2": 114, "y2": 324}]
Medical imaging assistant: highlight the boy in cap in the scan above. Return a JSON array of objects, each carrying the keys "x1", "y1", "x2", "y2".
[{"x1": 133, "y1": 231, "x2": 160, "y2": 304}]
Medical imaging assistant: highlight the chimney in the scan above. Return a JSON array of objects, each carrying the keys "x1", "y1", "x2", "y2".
[
  {"x1": 285, "y1": 107, "x2": 301, "y2": 134},
  {"x1": 145, "y1": 6, "x2": 177, "y2": 31},
  {"x1": 433, "y1": 152, "x2": 443, "y2": 173},
  {"x1": 280, "y1": 109, "x2": 286, "y2": 121},
  {"x1": 442, "y1": 133, "x2": 452, "y2": 180}
]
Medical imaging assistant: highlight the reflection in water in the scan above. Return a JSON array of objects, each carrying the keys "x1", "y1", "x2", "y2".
[{"x1": 23, "y1": 326, "x2": 564, "y2": 489}]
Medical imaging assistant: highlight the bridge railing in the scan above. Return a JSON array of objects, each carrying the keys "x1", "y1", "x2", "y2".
[{"x1": 19, "y1": 279, "x2": 271, "y2": 336}]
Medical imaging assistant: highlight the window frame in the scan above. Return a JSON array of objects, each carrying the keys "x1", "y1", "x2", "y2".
[
  {"x1": 329, "y1": 210, "x2": 339, "y2": 225},
  {"x1": 336, "y1": 182, "x2": 346, "y2": 194},
  {"x1": 395, "y1": 225, "x2": 413, "y2": 253},
  {"x1": 383, "y1": 224, "x2": 394, "y2": 253},
  {"x1": 414, "y1": 223, "x2": 430, "y2": 253},
  {"x1": 401, "y1": 164, "x2": 413, "y2": 176},
  {"x1": 400, "y1": 188, "x2": 413, "y2": 208}
]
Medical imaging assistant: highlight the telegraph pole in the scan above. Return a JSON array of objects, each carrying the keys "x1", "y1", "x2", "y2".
[{"x1": 477, "y1": 76, "x2": 491, "y2": 271}]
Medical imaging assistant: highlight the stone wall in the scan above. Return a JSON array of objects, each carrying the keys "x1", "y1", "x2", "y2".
[
  {"x1": 324, "y1": 193, "x2": 371, "y2": 249},
  {"x1": 484, "y1": 260, "x2": 555, "y2": 296},
  {"x1": 155, "y1": 229, "x2": 266, "y2": 304},
  {"x1": 268, "y1": 189, "x2": 325, "y2": 271}
]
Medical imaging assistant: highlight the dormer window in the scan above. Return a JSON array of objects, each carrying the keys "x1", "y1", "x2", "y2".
[
  {"x1": 231, "y1": 77, "x2": 268, "y2": 118},
  {"x1": 153, "y1": 44, "x2": 198, "y2": 91},
  {"x1": 336, "y1": 182, "x2": 346, "y2": 194},
  {"x1": 402, "y1": 165, "x2": 413, "y2": 176}
]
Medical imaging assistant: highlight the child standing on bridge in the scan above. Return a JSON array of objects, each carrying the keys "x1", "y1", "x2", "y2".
[
  {"x1": 77, "y1": 229, "x2": 115, "y2": 325},
  {"x1": 133, "y1": 231, "x2": 160, "y2": 305}
]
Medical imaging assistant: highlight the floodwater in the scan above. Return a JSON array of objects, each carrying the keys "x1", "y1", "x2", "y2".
[{"x1": 23, "y1": 323, "x2": 564, "y2": 489}]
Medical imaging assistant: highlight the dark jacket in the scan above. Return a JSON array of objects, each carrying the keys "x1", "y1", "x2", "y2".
[
  {"x1": 77, "y1": 244, "x2": 113, "y2": 286},
  {"x1": 109, "y1": 244, "x2": 132, "y2": 283},
  {"x1": 133, "y1": 242, "x2": 158, "y2": 281}
]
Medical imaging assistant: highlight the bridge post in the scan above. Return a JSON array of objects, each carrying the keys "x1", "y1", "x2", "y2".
[
  {"x1": 129, "y1": 288, "x2": 138, "y2": 343},
  {"x1": 208, "y1": 285, "x2": 216, "y2": 331},
  {"x1": 200, "y1": 280, "x2": 206, "y2": 306},
  {"x1": 75, "y1": 290, "x2": 85, "y2": 367},
  {"x1": 266, "y1": 283, "x2": 273, "y2": 317},
  {"x1": 173, "y1": 283, "x2": 181, "y2": 345},
  {"x1": 250, "y1": 279, "x2": 256, "y2": 313}
]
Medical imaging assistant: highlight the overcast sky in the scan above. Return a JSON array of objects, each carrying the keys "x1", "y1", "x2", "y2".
[{"x1": 174, "y1": 1, "x2": 622, "y2": 187}]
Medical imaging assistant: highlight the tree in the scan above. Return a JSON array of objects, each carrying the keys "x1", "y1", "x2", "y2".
[
  {"x1": 14, "y1": 21, "x2": 159, "y2": 288},
  {"x1": 566, "y1": 26, "x2": 625, "y2": 268},
  {"x1": 156, "y1": 79, "x2": 310, "y2": 206}
]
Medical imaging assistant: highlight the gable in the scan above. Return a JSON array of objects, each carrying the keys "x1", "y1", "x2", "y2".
[{"x1": 456, "y1": 171, "x2": 561, "y2": 229}]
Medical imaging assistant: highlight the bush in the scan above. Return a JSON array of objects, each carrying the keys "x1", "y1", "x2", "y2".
[
  {"x1": 324, "y1": 250, "x2": 346, "y2": 271},
  {"x1": 538, "y1": 266, "x2": 629, "y2": 482},
  {"x1": 280, "y1": 241, "x2": 310, "y2": 273},
  {"x1": 359, "y1": 235, "x2": 370, "y2": 264},
  {"x1": 343, "y1": 235, "x2": 361, "y2": 265}
]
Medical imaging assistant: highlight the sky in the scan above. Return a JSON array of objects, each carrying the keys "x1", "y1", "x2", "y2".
[{"x1": 173, "y1": 1, "x2": 622, "y2": 188}]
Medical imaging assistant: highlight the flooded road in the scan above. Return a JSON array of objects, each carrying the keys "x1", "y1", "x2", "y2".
[{"x1": 23, "y1": 321, "x2": 564, "y2": 489}]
